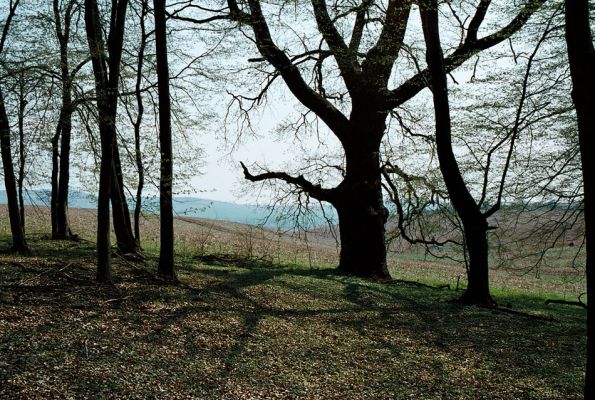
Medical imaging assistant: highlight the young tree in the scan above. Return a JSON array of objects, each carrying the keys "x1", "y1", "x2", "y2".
[
  {"x1": 419, "y1": 0, "x2": 499, "y2": 305},
  {"x1": 154, "y1": 0, "x2": 176, "y2": 280},
  {"x1": 564, "y1": 0, "x2": 594, "y2": 396},
  {"x1": 84, "y1": 0, "x2": 129, "y2": 281},
  {"x1": 51, "y1": 0, "x2": 84, "y2": 240},
  {"x1": 0, "y1": 0, "x2": 28, "y2": 254}
]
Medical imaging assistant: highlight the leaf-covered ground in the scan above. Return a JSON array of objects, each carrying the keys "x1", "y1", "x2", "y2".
[{"x1": 0, "y1": 238, "x2": 586, "y2": 399}]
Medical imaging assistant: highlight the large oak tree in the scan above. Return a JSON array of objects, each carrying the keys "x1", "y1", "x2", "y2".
[{"x1": 179, "y1": 0, "x2": 548, "y2": 280}]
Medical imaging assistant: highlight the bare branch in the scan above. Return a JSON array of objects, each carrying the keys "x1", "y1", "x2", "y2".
[{"x1": 240, "y1": 161, "x2": 337, "y2": 202}]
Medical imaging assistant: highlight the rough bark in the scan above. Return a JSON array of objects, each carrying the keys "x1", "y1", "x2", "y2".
[
  {"x1": 154, "y1": 0, "x2": 176, "y2": 280},
  {"x1": 420, "y1": 0, "x2": 494, "y2": 306},
  {"x1": 564, "y1": 0, "x2": 595, "y2": 397},
  {"x1": 335, "y1": 194, "x2": 389, "y2": 279},
  {"x1": 335, "y1": 107, "x2": 390, "y2": 279}
]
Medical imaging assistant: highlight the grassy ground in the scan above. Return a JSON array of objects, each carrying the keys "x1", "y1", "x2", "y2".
[{"x1": 0, "y1": 207, "x2": 588, "y2": 398}]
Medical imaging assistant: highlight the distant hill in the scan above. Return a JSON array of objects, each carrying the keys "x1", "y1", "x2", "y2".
[{"x1": 0, "y1": 190, "x2": 335, "y2": 229}]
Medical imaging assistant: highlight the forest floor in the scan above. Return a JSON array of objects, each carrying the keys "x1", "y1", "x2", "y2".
[{"x1": 0, "y1": 207, "x2": 587, "y2": 399}]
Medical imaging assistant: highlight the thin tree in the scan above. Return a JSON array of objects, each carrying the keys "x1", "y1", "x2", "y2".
[
  {"x1": 153, "y1": 0, "x2": 176, "y2": 280},
  {"x1": 0, "y1": 0, "x2": 28, "y2": 254},
  {"x1": 564, "y1": 0, "x2": 594, "y2": 396},
  {"x1": 51, "y1": 0, "x2": 82, "y2": 240},
  {"x1": 84, "y1": 0, "x2": 129, "y2": 281}
]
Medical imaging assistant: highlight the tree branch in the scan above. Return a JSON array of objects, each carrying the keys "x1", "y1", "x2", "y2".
[
  {"x1": 240, "y1": 162, "x2": 336, "y2": 202},
  {"x1": 384, "y1": 0, "x2": 546, "y2": 109},
  {"x1": 311, "y1": 0, "x2": 361, "y2": 90}
]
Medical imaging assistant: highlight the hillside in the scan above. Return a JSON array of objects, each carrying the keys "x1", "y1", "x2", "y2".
[
  {"x1": 0, "y1": 206, "x2": 588, "y2": 398},
  {"x1": 0, "y1": 190, "x2": 336, "y2": 229},
  {"x1": 0, "y1": 236, "x2": 586, "y2": 399}
]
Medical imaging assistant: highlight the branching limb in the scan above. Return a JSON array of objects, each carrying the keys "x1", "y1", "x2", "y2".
[
  {"x1": 385, "y1": 0, "x2": 547, "y2": 109},
  {"x1": 240, "y1": 162, "x2": 337, "y2": 202}
]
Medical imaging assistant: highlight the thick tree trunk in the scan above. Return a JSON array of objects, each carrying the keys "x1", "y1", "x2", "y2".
[
  {"x1": 459, "y1": 222, "x2": 494, "y2": 305},
  {"x1": 335, "y1": 194, "x2": 389, "y2": 279},
  {"x1": 564, "y1": 1, "x2": 594, "y2": 397},
  {"x1": 154, "y1": 0, "x2": 176, "y2": 279},
  {"x1": 0, "y1": 87, "x2": 28, "y2": 254},
  {"x1": 336, "y1": 107, "x2": 390, "y2": 280}
]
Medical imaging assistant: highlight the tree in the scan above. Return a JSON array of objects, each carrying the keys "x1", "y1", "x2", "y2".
[
  {"x1": 0, "y1": 0, "x2": 28, "y2": 254},
  {"x1": 564, "y1": 0, "x2": 594, "y2": 396},
  {"x1": 51, "y1": 0, "x2": 85, "y2": 240},
  {"x1": 418, "y1": 0, "x2": 561, "y2": 306},
  {"x1": 154, "y1": 0, "x2": 176, "y2": 280},
  {"x1": 84, "y1": 0, "x2": 129, "y2": 281},
  {"x1": 176, "y1": 0, "x2": 550, "y2": 279}
]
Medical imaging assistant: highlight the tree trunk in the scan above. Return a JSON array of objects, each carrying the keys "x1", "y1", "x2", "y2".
[
  {"x1": 50, "y1": 124, "x2": 60, "y2": 238},
  {"x1": 459, "y1": 222, "x2": 493, "y2": 305},
  {"x1": 110, "y1": 147, "x2": 138, "y2": 254},
  {"x1": 336, "y1": 108, "x2": 390, "y2": 280},
  {"x1": 84, "y1": 0, "x2": 117, "y2": 282},
  {"x1": 335, "y1": 195, "x2": 389, "y2": 279},
  {"x1": 564, "y1": 0, "x2": 594, "y2": 397},
  {"x1": 132, "y1": 1, "x2": 148, "y2": 246},
  {"x1": 17, "y1": 79, "x2": 26, "y2": 233},
  {"x1": 51, "y1": 0, "x2": 76, "y2": 240},
  {"x1": 421, "y1": 0, "x2": 494, "y2": 306},
  {"x1": 0, "y1": 87, "x2": 28, "y2": 254},
  {"x1": 154, "y1": 0, "x2": 176, "y2": 280},
  {"x1": 54, "y1": 89, "x2": 73, "y2": 239}
]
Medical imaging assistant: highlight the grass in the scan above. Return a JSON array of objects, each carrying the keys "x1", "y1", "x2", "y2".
[{"x1": 0, "y1": 206, "x2": 588, "y2": 398}]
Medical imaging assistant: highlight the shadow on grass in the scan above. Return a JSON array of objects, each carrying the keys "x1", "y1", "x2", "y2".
[{"x1": 0, "y1": 240, "x2": 586, "y2": 399}]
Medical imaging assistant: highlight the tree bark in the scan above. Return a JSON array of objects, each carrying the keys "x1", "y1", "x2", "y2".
[
  {"x1": 132, "y1": 0, "x2": 148, "y2": 246},
  {"x1": 51, "y1": 0, "x2": 76, "y2": 240},
  {"x1": 564, "y1": 0, "x2": 594, "y2": 397},
  {"x1": 17, "y1": 77, "x2": 26, "y2": 233},
  {"x1": 335, "y1": 194, "x2": 389, "y2": 279},
  {"x1": 110, "y1": 147, "x2": 138, "y2": 254},
  {"x1": 420, "y1": 0, "x2": 494, "y2": 306},
  {"x1": 85, "y1": 0, "x2": 129, "y2": 281},
  {"x1": 335, "y1": 108, "x2": 390, "y2": 279},
  {"x1": 154, "y1": 0, "x2": 176, "y2": 280},
  {"x1": 50, "y1": 124, "x2": 60, "y2": 238},
  {"x1": 459, "y1": 222, "x2": 492, "y2": 305},
  {"x1": 0, "y1": 87, "x2": 28, "y2": 254},
  {"x1": 85, "y1": 0, "x2": 113, "y2": 282}
]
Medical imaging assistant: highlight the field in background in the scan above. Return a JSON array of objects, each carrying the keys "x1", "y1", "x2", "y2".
[{"x1": 1, "y1": 205, "x2": 585, "y2": 303}]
